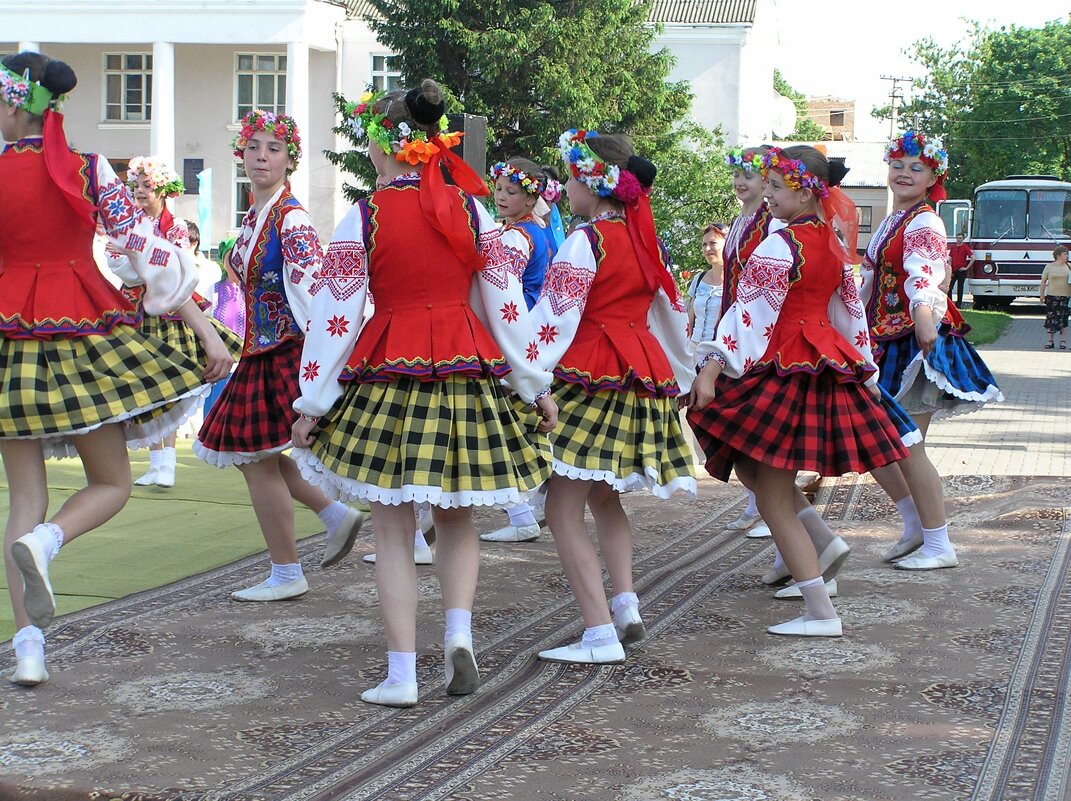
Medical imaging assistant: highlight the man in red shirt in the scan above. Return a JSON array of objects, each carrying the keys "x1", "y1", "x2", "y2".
[{"x1": 947, "y1": 233, "x2": 975, "y2": 306}]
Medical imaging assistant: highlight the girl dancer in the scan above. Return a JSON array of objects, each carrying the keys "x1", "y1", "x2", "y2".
[
  {"x1": 480, "y1": 157, "x2": 559, "y2": 544},
  {"x1": 533, "y1": 130, "x2": 696, "y2": 664},
  {"x1": 114, "y1": 156, "x2": 240, "y2": 487},
  {"x1": 195, "y1": 109, "x2": 365, "y2": 600},
  {"x1": 291, "y1": 81, "x2": 556, "y2": 707},
  {"x1": 689, "y1": 146, "x2": 908, "y2": 636},
  {"x1": 864, "y1": 131, "x2": 1002, "y2": 569},
  {"x1": 0, "y1": 52, "x2": 213, "y2": 684}
]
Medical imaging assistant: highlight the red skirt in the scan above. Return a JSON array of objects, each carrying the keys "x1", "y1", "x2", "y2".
[
  {"x1": 687, "y1": 367, "x2": 907, "y2": 482},
  {"x1": 196, "y1": 340, "x2": 300, "y2": 464}
]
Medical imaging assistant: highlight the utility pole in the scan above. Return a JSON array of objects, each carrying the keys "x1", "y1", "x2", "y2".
[{"x1": 881, "y1": 75, "x2": 914, "y2": 138}]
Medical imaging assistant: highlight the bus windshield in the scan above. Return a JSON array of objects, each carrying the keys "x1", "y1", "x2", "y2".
[
  {"x1": 974, "y1": 190, "x2": 1027, "y2": 240},
  {"x1": 1028, "y1": 189, "x2": 1071, "y2": 239}
]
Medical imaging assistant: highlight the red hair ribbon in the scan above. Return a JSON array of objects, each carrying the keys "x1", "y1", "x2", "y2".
[
  {"x1": 819, "y1": 186, "x2": 859, "y2": 264},
  {"x1": 625, "y1": 193, "x2": 680, "y2": 306},
  {"x1": 418, "y1": 135, "x2": 491, "y2": 271}
]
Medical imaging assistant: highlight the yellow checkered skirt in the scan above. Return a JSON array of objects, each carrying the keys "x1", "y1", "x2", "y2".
[
  {"x1": 294, "y1": 374, "x2": 551, "y2": 507},
  {"x1": 141, "y1": 314, "x2": 245, "y2": 363},
  {"x1": 550, "y1": 380, "x2": 697, "y2": 499},
  {"x1": 0, "y1": 326, "x2": 210, "y2": 459}
]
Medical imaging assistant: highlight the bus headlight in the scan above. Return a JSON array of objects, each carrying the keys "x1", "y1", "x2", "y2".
[{"x1": 982, "y1": 263, "x2": 995, "y2": 274}]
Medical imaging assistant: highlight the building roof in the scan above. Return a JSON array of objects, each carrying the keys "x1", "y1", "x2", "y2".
[{"x1": 341, "y1": 0, "x2": 758, "y2": 24}]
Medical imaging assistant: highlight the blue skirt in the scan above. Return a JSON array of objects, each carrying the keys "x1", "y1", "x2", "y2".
[
  {"x1": 878, "y1": 384, "x2": 922, "y2": 447},
  {"x1": 876, "y1": 324, "x2": 1002, "y2": 419}
]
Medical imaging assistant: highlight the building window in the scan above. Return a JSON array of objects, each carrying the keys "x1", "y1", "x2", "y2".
[
  {"x1": 371, "y1": 55, "x2": 402, "y2": 92},
  {"x1": 104, "y1": 53, "x2": 153, "y2": 122},
  {"x1": 183, "y1": 159, "x2": 204, "y2": 195},
  {"x1": 235, "y1": 53, "x2": 287, "y2": 121},
  {"x1": 234, "y1": 164, "x2": 252, "y2": 230},
  {"x1": 829, "y1": 110, "x2": 845, "y2": 127},
  {"x1": 857, "y1": 206, "x2": 873, "y2": 234}
]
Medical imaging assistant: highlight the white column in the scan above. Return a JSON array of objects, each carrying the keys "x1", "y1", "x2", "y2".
[
  {"x1": 286, "y1": 41, "x2": 310, "y2": 203},
  {"x1": 150, "y1": 42, "x2": 176, "y2": 168},
  {"x1": 18, "y1": 42, "x2": 40, "y2": 53}
]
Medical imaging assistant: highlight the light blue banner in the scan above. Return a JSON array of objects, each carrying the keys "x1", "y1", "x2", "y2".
[{"x1": 197, "y1": 168, "x2": 213, "y2": 253}]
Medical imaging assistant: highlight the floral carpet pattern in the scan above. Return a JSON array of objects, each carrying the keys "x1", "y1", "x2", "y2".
[{"x1": 1, "y1": 475, "x2": 1069, "y2": 801}]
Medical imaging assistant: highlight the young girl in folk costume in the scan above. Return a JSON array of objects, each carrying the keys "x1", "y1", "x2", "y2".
[
  {"x1": 863, "y1": 131, "x2": 1002, "y2": 570},
  {"x1": 0, "y1": 53, "x2": 214, "y2": 685},
  {"x1": 291, "y1": 80, "x2": 557, "y2": 707},
  {"x1": 195, "y1": 110, "x2": 365, "y2": 601},
  {"x1": 479, "y1": 157, "x2": 560, "y2": 544},
  {"x1": 689, "y1": 146, "x2": 909, "y2": 637},
  {"x1": 531, "y1": 130, "x2": 696, "y2": 665},
  {"x1": 111, "y1": 157, "x2": 241, "y2": 487}
]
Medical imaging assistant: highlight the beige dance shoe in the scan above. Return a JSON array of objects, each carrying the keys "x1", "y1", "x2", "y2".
[
  {"x1": 444, "y1": 633, "x2": 480, "y2": 695},
  {"x1": 320, "y1": 507, "x2": 367, "y2": 568},
  {"x1": 12, "y1": 532, "x2": 56, "y2": 628},
  {"x1": 767, "y1": 615, "x2": 843, "y2": 637},
  {"x1": 361, "y1": 681, "x2": 418, "y2": 707},
  {"x1": 230, "y1": 576, "x2": 309, "y2": 602}
]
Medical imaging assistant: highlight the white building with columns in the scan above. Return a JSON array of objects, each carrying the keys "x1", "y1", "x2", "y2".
[{"x1": 4, "y1": 0, "x2": 786, "y2": 243}]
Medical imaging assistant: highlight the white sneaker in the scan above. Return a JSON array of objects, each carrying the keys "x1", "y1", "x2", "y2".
[
  {"x1": 363, "y1": 546, "x2": 434, "y2": 565},
  {"x1": 479, "y1": 523, "x2": 541, "y2": 542},
  {"x1": 133, "y1": 466, "x2": 159, "y2": 487}
]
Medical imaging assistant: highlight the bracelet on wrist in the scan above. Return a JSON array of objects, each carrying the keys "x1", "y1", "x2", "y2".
[{"x1": 300, "y1": 414, "x2": 321, "y2": 423}]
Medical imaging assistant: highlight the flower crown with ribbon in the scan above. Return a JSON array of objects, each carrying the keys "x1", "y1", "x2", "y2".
[
  {"x1": 0, "y1": 63, "x2": 55, "y2": 115},
  {"x1": 489, "y1": 162, "x2": 544, "y2": 196},
  {"x1": 725, "y1": 147, "x2": 764, "y2": 173},
  {"x1": 344, "y1": 89, "x2": 460, "y2": 166},
  {"x1": 761, "y1": 147, "x2": 830, "y2": 198},
  {"x1": 558, "y1": 129, "x2": 651, "y2": 204},
  {"x1": 232, "y1": 109, "x2": 302, "y2": 163},
  {"x1": 885, "y1": 130, "x2": 948, "y2": 176},
  {"x1": 127, "y1": 156, "x2": 185, "y2": 198}
]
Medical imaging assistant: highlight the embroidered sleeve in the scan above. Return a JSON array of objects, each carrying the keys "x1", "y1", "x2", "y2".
[
  {"x1": 278, "y1": 209, "x2": 325, "y2": 333},
  {"x1": 94, "y1": 157, "x2": 197, "y2": 314},
  {"x1": 469, "y1": 202, "x2": 552, "y2": 403},
  {"x1": 293, "y1": 204, "x2": 368, "y2": 418},
  {"x1": 903, "y1": 211, "x2": 949, "y2": 321},
  {"x1": 529, "y1": 228, "x2": 597, "y2": 374},
  {"x1": 829, "y1": 263, "x2": 879, "y2": 384},
  {"x1": 647, "y1": 243, "x2": 695, "y2": 393},
  {"x1": 167, "y1": 217, "x2": 191, "y2": 250},
  {"x1": 695, "y1": 233, "x2": 792, "y2": 379}
]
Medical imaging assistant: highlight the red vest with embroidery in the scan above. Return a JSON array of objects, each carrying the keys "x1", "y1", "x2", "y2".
[{"x1": 722, "y1": 204, "x2": 777, "y2": 316}]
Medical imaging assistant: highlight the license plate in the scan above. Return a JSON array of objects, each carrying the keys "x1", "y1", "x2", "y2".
[{"x1": 1011, "y1": 285, "x2": 1037, "y2": 292}]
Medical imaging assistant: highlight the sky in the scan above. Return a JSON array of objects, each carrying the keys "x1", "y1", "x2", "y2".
[{"x1": 772, "y1": 0, "x2": 1065, "y2": 141}]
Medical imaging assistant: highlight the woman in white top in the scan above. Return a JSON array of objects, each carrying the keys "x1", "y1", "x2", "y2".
[{"x1": 687, "y1": 222, "x2": 728, "y2": 345}]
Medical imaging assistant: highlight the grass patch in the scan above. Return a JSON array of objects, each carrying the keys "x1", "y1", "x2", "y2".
[{"x1": 961, "y1": 309, "x2": 1012, "y2": 345}]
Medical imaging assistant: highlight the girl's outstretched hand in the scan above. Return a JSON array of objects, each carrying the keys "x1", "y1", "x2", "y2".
[{"x1": 534, "y1": 395, "x2": 558, "y2": 432}]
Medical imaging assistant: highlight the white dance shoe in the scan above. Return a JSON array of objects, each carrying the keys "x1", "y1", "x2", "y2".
[
  {"x1": 361, "y1": 681, "x2": 418, "y2": 707},
  {"x1": 745, "y1": 523, "x2": 772, "y2": 539},
  {"x1": 883, "y1": 533, "x2": 925, "y2": 562},
  {"x1": 363, "y1": 546, "x2": 434, "y2": 565},
  {"x1": 480, "y1": 522, "x2": 541, "y2": 542},
  {"x1": 538, "y1": 640, "x2": 626, "y2": 664},
  {"x1": 613, "y1": 606, "x2": 647, "y2": 645},
  {"x1": 444, "y1": 633, "x2": 480, "y2": 695},
  {"x1": 894, "y1": 551, "x2": 959, "y2": 570},
  {"x1": 774, "y1": 578, "x2": 838, "y2": 599},
  {"x1": 767, "y1": 615, "x2": 843, "y2": 637},
  {"x1": 321, "y1": 507, "x2": 367, "y2": 568},
  {"x1": 727, "y1": 511, "x2": 761, "y2": 531},
  {"x1": 10, "y1": 656, "x2": 48, "y2": 686},
  {"x1": 230, "y1": 576, "x2": 309, "y2": 602},
  {"x1": 12, "y1": 532, "x2": 56, "y2": 628}
]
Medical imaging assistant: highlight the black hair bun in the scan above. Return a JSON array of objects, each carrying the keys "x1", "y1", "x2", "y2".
[
  {"x1": 42, "y1": 58, "x2": 77, "y2": 96},
  {"x1": 627, "y1": 155, "x2": 657, "y2": 188},
  {"x1": 405, "y1": 87, "x2": 445, "y2": 125},
  {"x1": 827, "y1": 160, "x2": 849, "y2": 188}
]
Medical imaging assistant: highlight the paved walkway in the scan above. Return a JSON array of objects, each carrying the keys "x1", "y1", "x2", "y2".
[{"x1": 927, "y1": 311, "x2": 1071, "y2": 476}]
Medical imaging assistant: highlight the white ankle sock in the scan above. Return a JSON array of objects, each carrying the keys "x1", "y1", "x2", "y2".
[
  {"x1": 581, "y1": 623, "x2": 618, "y2": 648},
  {"x1": 161, "y1": 446, "x2": 176, "y2": 465},
  {"x1": 919, "y1": 524, "x2": 953, "y2": 557},
  {"x1": 317, "y1": 501, "x2": 348, "y2": 534},
  {"x1": 414, "y1": 528, "x2": 429, "y2": 549},
  {"x1": 744, "y1": 489, "x2": 759, "y2": 517},
  {"x1": 895, "y1": 496, "x2": 923, "y2": 543},
  {"x1": 268, "y1": 562, "x2": 303, "y2": 586},
  {"x1": 610, "y1": 591, "x2": 639, "y2": 616},
  {"x1": 148, "y1": 449, "x2": 164, "y2": 469},
  {"x1": 796, "y1": 576, "x2": 838, "y2": 621},
  {"x1": 32, "y1": 522, "x2": 64, "y2": 561},
  {"x1": 772, "y1": 546, "x2": 786, "y2": 571},
  {"x1": 444, "y1": 608, "x2": 472, "y2": 644},
  {"x1": 507, "y1": 502, "x2": 537, "y2": 527},
  {"x1": 797, "y1": 507, "x2": 835, "y2": 551},
  {"x1": 386, "y1": 650, "x2": 417, "y2": 686},
  {"x1": 13, "y1": 625, "x2": 45, "y2": 660}
]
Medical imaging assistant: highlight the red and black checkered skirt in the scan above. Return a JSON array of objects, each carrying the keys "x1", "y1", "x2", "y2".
[
  {"x1": 687, "y1": 367, "x2": 908, "y2": 482},
  {"x1": 195, "y1": 340, "x2": 300, "y2": 466}
]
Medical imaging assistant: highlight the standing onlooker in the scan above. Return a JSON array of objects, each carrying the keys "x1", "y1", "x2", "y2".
[
  {"x1": 1040, "y1": 245, "x2": 1071, "y2": 349},
  {"x1": 946, "y1": 233, "x2": 974, "y2": 306}
]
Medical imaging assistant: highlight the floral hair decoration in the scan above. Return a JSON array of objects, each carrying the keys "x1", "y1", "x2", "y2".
[
  {"x1": 0, "y1": 63, "x2": 55, "y2": 115},
  {"x1": 559, "y1": 129, "x2": 622, "y2": 199},
  {"x1": 725, "y1": 147, "x2": 764, "y2": 173},
  {"x1": 232, "y1": 109, "x2": 302, "y2": 163},
  {"x1": 343, "y1": 89, "x2": 460, "y2": 166},
  {"x1": 885, "y1": 130, "x2": 948, "y2": 176},
  {"x1": 541, "y1": 178, "x2": 563, "y2": 204},
  {"x1": 127, "y1": 156, "x2": 185, "y2": 198},
  {"x1": 761, "y1": 147, "x2": 830, "y2": 198},
  {"x1": 489, "y1": 161, "x2": 544, "y2": 195}
]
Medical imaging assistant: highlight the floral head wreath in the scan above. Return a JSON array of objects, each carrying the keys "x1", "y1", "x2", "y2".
[
  {"x1": 0, "y1": 63, "x2": 56, "y2": 115},
  {"x1": 885, "y1": 130, "x2": 948, "y2": 176},
  {"x1": 760, "y1": 147, "x2": 830, "y2": 198},
  {"x1": 232, "y1": 109, "x2": 302, "y2": 163},
  {"x1": 127, "y1": 156, "x2": 184, "y2": 198},
  {"x1": 489, "y1": 162, "x2": 544, "y2": 196},
  {"x1": 541, "y1": 178, "x2": 563, "y2": 203},
  {"x1": 343, "y1": 89, "x2": 460, "y2": 166},
  {"x1": 725, "y1": 147, "x2": 764, "y2": 173},
  {"x1": 558, "y1": 129, "x2": 649, "y2": 204}
]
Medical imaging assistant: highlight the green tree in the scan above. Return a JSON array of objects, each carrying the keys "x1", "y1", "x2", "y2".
[
  {"x1": 772, "y1": 68, "x2": 826, "y2": 141},
  {"x1": 873, "y1": 19, "x2": 1071, "y2": 198}
]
